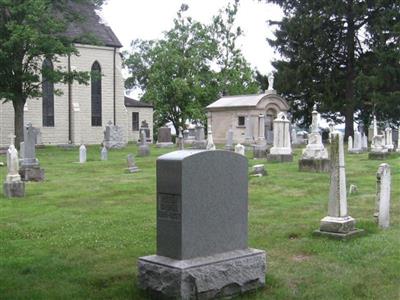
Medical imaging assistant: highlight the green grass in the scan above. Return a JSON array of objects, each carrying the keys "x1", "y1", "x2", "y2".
[{"x1": 0, "y1": 144, "x2": 399, "y2": 299}]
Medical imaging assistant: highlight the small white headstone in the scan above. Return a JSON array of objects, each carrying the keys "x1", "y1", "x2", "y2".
[
  {"x1": 101, "y1": 146, "x2": 108, "y2": 161},
  {"x1": 235, "y1": 143, "x2": 245, "y2": 156},
  {"x1": 348, "y1": 136, "x2": 353, "y2": 151},
  {"x1": 375, "y1": 163, "x2": 391, "y2": 228},
  {"x1": 79, "y1": 144, "x2": 87, "y2": 163}
]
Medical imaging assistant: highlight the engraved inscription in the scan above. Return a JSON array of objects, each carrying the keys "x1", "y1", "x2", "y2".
[{"x1": 158, "y1": 193, "x2": 181, "y2": 221}]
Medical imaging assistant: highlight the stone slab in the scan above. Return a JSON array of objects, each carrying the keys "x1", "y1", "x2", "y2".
[
  {"x1": 298, "y1": 159, "x2": 330, "y2": 173},
  {"x1": 156, "y1": 142, "x2": 175, "y2": 148},
  {"x1": 267, "y1": 154, "x2": 293, "y2": 162},
  {"x1": 313, "y1": 229, "x2": 365, "y2": 240},
  {"x1": 368, "y1": 152, "x2": 390, "y2": 160},
  {"x1": 3, "y1": 181, "x2": 25, "y2": 198},
  {"x1": 138, "y1": 248, "x2": 266, "y2": 300},
  {"x1": 19, "y1": 166, "x2": 45, "y2": 182}
]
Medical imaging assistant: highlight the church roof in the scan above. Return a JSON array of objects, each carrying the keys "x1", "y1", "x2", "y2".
[
  {"x1": 62, "y1": 2, "x2": 123, "y2": 48},
  {"x1": 207, "y1": 90, "x2": 280, "y2": 109},
  {"x1": 124, "y1": 96, "x2": 153, "y2": 108}
]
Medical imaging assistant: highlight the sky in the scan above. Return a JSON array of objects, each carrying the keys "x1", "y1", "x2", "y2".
[{"x1": 100, "y1": 0, "x2": 284, "y2": 75}]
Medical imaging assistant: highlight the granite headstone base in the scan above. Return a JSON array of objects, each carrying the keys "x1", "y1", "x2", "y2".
[
  {"x1": 19, "y1": 166, "x2": 44, "y2": 182},
  {"x1": 253, "y1": 144, "x2": 268, "y2": 159},
  {"x1": 298, "y1": 159, "x2": 330, "y2": 173},
  {"x1": 156, "y1": 142, "x2": 174, "y2": 148},
  {"x1": 3, "y1": 181, "x2": 25, "y2": 198},
  {"x1": 313, "y1": 216, "x2": 364, "y2": 240},
  {"x1": 138, "y1": 249, "x2": 266, "y2": 300},
  {"x1": 138, "y1": 145, "x2": 150, "y2": 156},
  {"x1": 191, "y1": 140, "x2": 207, "y2": 149},
  {"x1": 267, "y1": 154, "x2": 293, "y2": 162},
  {"x1": 368, "y1": 152, "x2": 390, "y2": 160}
]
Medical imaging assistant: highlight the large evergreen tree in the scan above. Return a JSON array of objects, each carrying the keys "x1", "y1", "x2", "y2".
[
  {"x1": 266, "y1": 0, "x2": 400, "y2": 137},
  {"x1": 0, "y1": 0, "x2": 104, "y2": 146}
]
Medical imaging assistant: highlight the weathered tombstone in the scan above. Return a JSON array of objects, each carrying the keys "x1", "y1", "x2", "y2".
[
  {"x1": 384, "y1": 127, "x2": 394, "y2": 151},
  {"x1": 126, "y1": 154, "x2": 140, "y2": 173},
  {"x1": 291, "y1": 127, "x2": 298, "y2": 145},
  {"x1": 314, "y1": 133, "x2": 364, "y2": 239},
  {"x1": 224, "y1": 128, "x2": 234, "y2": 151},
  {"x1": 267, "y1": 112, "x2": 293, "y2": 162},
  {"x1": 138, "y1": 150, "x2": 266, "y2": 299},
  {"x1": 156, "y1": 127, "x2": 174, "y2": 148},
  {"x1": 139, "y1": 120, "x2": 151, "y2": 143},
  {"x1": 397, "y1": 126, "x2": 400, "y2": 152},
  {"x1": 101, "y1": 145, "x2": 108, "y2": 161},
  {"x1": 3, "y1": 135, "x2": 25, "y2": 198},
  {"x1": 250, "y1": 164, "x2": 267, "y2": 177},
  {"x1": 138, "y1": 130, "x2": 150, "y2": 156},
  {"x1": 348, "y1": 136, "x2": 353, "y2": 152},
  {"x1": 183, "y1": 129, "x2": 189, "y2": 140},
  {"x1": 254, "y1": 114, "x2": 268, "y2": 158},
  {"x1": 299, "y1": 105, "x2": 330, "y2": 172},
  {"x1": 328, "y1": 121, "x2": 335, "y2": 143},
  {"x1": 349, "y1": 129, "x2": 362, "y2": 154},
  {"x1": 33, "y1": 127, "x2": 44, "y2": 148},
  {"x1": 103, "y1": 120, "x2": 127, "y2": 149},
  {"x1": 235, "y1": 143, "x2": 245, "y2": 156},
  {"x1": 362, "y1": 134, "x2": 368, "y2": 150},
  {"x1": 369, "y1": 135, "x2": 389, "y2": 160},
  {"x1": 19, "y1": 123, "x2": 45, "y2": 181},
  {"x1": 244, "y1": 115, "x2": 253, "y2": 145},
  {"x1": 374, "y1": 163, "x2": 391, "y2": 228},
  {"x1": 79, "y1": 144, "x2": 87, "y2": 163},
  {"x1": 206, "y1": 125, "x2": 216, "y2": 150},
  {"x1": 192, "y1": 124, "x2": 207, "y2": 149},
  {"x1": 176, "y1": 129, "x2": 184, "y2": 150}
]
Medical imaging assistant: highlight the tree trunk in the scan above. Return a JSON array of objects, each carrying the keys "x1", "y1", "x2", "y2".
[
  {"x1": 344, "y1": 0, "x2": 356, "y2": 141},
  {"x1": 12, "y1": 99, "x2": 25, "y2": 149}
]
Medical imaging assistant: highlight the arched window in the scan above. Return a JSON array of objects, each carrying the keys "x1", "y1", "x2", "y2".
[
  {"x1": 42, "y1": 58, "x2": 54, "y2": 127},
  {"x1": 91, "y1": 61, "x2": 102, "y2": 126}
]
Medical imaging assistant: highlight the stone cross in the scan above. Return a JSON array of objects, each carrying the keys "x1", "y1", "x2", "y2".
[
  {"x1": 206, "y1": 125, "x2": 216, "y2": 150},
  {"x1": 268, "y1": 72, "x2": 274, "y2": 90},
  {"x1": 79, "y1": 144, "x2": 87, "y2": 163},
  {"x1": 375, "y1": 163, "x2": 391, "y2": 228}
]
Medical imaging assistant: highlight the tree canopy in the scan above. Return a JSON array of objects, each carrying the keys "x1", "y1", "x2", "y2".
[
  {"x1": 124, "y1": 1, "x2": 260, "y2": 133},
  {"x1": 0, "y1": 0, "x2": 103, "y2": 146},
  {"x1": 266, "y1": 0, "x2": 400, "y2": 137}
]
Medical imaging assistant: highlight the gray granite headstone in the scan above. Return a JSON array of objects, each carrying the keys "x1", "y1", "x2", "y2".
[
  {"x1": 103, "y1": 120, "x2": 127, "y2": 149},
  {"x1": 156, "y1": 127, "x2": 174, "y2": 147},
  {"x1": 192, "y1": 125, "x2": 207, "y2": 149},
  {"x1": 19, "y1": 123, "x2": 44, "y2": 181},
  {"x1": 138, "y1": 150, "x2": 266, "y2": 298}
]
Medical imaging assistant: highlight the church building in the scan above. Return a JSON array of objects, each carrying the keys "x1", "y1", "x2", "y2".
[{"x1": 0, "y1": 2, "x2": 153, "y2": 147}]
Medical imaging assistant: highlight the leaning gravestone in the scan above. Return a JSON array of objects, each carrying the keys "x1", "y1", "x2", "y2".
[
  {"x1": 138, "y1": 150, "x2": 266, "y2": 299},
  {"x1": 19, "y1": 123, "x2": 45, "y2": 181},
  {"x1": 138, "y1": 130, "x2": 150, "y2": 156},
  {"x1": 126, "y1": 154, "x2": 140, "y2": 173},
  {"x1": 103, "y1": 120, "x2": 127, "y2": 149},
  {"x1": 3, "y1": 135, "x2": 25, "y2": 198},
  {"x1": 314, "y1": 132, "x2": 364, "y2": 239},
  {"x1": 374, "y1": 163, "x2": 391, "y2": 228},
  {"x1": 156, "y1": 127, "x2": 174, "y2": 148}
]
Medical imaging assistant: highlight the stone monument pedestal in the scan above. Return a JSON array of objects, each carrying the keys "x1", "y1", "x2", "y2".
[
  {"x1": 253, "y1": 144, "x2": 268, "y2": 159},
  {"x1": 156, "y1": 142, "x2": 174, "y2": 148},
  {"x1": 299, "y1": 159, "x2": 330, "y2": 173},
  {"x1": 3, "y1": 181, "x2": 25, "y2": 198},
  {"x1": 267, "y1": 153, "x2": 293, "y2": 162},
  {"x1": 368, "y1": 152, "x2": 390, "y2": 160},
  {"x1": 138, "y1": 249, "x2": 266, "y2": 300},
  {"x1": 19, "y1": 165, "x2": 44, "y2": 182},
  {"x1": 313, "y1": 216, "x2": 364, "y2": 240}
]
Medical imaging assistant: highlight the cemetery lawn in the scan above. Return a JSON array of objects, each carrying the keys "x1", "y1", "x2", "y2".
[{"x1": 0, "y1": 144, "x2": 399, "y2": 300}]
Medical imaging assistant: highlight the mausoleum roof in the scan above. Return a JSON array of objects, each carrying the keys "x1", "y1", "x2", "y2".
[
  {"x1": 207, "y1": 90, "x2": 286, "y2": 110},
  {"x1": 124, "y1": 96, "x2": 153, "y2": 108}
]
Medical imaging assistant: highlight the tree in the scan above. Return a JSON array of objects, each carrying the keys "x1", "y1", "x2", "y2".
[
  {"x1": 0, "y1": 0, "x2": 103, "y2": 146},
  {"x1": 265, "y1": 0, "x2": 400, "y2": 138},
  {"x1": 124, "y1": 2, "x2": 260, "y2": 134}
]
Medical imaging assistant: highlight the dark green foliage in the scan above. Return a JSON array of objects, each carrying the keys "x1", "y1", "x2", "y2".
[
  {"x1": 124, "y1": 1, "x2": 259, "y2": 133},
  {"x1": 265, "y1": 0, "x2": 400, "y2": 137}
]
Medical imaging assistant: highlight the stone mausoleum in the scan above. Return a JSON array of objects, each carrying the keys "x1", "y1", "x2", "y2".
[{"x1": 207, "y1": 89, "x2": 290, "y2": 145}]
